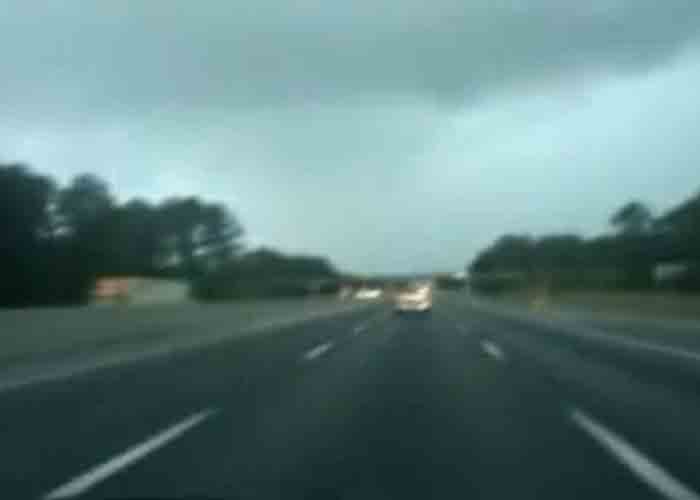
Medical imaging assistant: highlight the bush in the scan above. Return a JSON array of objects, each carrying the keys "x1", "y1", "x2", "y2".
[
  {"x1": 190, "y1": 275, "x2": 326, "y2": 301},
  {"x1": 673, "y1": 264, "x2": 700, "y2": 292},
  {"x1": 470, "y1": 274, "x2": 529, "y2": 295}
]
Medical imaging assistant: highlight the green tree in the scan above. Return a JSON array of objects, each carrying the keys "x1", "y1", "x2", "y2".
[
  {"x1": 99, "y1": 200, "x2": 164, "y2": 276},
  {"x1": 199, "y1": 203, "x2": 244, "y2": 271},
  {"x1": 610, "y1": 201, "x2": 653, "y2": 236},
  {"x1": 0, "y1": 164, "x2": 57, "y2": 305},
  {"x1": 56, "y1": 174, "x2": 115, "y2": 293},
  {"x1": 469, "y1": 235, "x2": 534, "y2": 274},
  {"x1": 158, "y1": 198, "x2": 243, "y2": 278},
  {"x1": 57, "y1": 174, "x2": 114, "y2": 233}
]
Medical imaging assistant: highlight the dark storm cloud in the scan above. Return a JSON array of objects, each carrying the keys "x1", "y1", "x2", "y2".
[
  {"x1": 3, "y1": 1, "x2": 700, "y2": 119},
  {"x1": 3, "y1": 2, "x2": 700, "y2": 273}
]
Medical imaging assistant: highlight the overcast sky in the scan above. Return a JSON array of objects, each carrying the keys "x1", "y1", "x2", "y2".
[{"x1": 2, "y1": 2, "x2": 700, "y2": 273}]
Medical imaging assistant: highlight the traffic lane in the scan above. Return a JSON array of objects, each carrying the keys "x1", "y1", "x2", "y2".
[
  {"x1": 450, "y1": 303, "x2": 700, "y2": 496},
  {"x1": 573, "y1": 315, "x2": 700, "y2": 364},
  {"x1": 451, "y1": 294, "x2": 700, "y2": 398},
  {"x1": 0, "y1": 300, "x2": 374, "y2": 394},
  {"x1": 452, "y1": 293, "x2": 700, "y2": 358},
  {"x1": 0, "y1": 304, "x2": 385, "y2": 499},
  {"x1": 87, "y1": 306, "x2": 654, "y2": 500},
  {"x1": 74, "y1": 308, "x2": 400, "y2": 500},
  {"x1": 450, "y1": 297, "x2": 700, "y2": 397},
  {"x1": 551, "y1": 310, "x2": 700, "y2": 352},
  {"x1": 417, "y1": 311, "x2": 658, "y2": 499},
  {"x1": 21, "y1": 305, "x2": 388, "y2": 499}
]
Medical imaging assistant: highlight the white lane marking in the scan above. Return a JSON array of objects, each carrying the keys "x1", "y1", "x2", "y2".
[
  {"x1": 570, "y1": 408, "x2": 700, "y2": 500},
  {"x1": 302, "y1": 341, "x2": 334, "y2": 361},
  {"x1": 43, "y1": 409, "x2": 217, "y2": 499},
  {"x1": 353, "y1": 324, "x2": 368, "y2": 335},
  {"x1": 465, "y1": 298, "x2": 700, "y2": 365},
  {"x1": 352, "y1": 309, "x2": 393, "y2": 336},
  {"x1": 481, "y1": 340, "x2": 505, "y2": 361},
  {"x1": 574, "y1": 328, "x2": 700, "y2": 364}
]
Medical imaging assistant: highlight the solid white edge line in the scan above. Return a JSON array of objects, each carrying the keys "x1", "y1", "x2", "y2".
[
  {"x1": 43, "y1": 409, "x2": 217, "y2": 499},
  {"x1": 469, "y1": 298, "x2": 700, "y2": 364},
  {"x1": 578, "y1": 329, "x2": 700, "y2": 364},
  {"x1": 570, "y1": 408, "x2": 700, "y2": 500},
  {"x1": 302, "y1": 342, "x2": 334, "y2": 361},
  {"x1": 481, "y1": 340, "x2": 505, "y2": 361}
]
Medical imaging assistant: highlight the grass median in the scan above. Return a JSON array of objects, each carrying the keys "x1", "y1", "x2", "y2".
[
  {"x1": 487, "y1": 289, "x2": 700, "y2": 322},
  {"x1": 0, "y1": 298, "x2": 360, "y2": 370}
]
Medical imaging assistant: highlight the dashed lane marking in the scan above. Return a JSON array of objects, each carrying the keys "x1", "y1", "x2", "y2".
[
  {"x1": 44, "y1": 409, "x2": 217, "y2": 499},
  {"x1": 302, "y1": 342, "x2": 334, "y2": 361},
  {"x1": 481, "y1": 340, "x2": 506, "y2": 361},
  {"x1": 570, "y1": 408, "x2": 700, "y2": 500}
]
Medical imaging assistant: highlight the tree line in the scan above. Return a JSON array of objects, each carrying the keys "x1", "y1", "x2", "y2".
[
  {"x1": 469, "y1": 195, "x2": 700, "y2": 294},
  {"x1": 0, "y1": 163, "x2": 337, "y2": 307},
  {"x1": 192, "y1": 247, "x2": 338, "y2": 300}
]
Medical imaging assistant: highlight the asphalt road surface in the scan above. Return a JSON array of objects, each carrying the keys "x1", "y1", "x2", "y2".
[{"x1": 3, "y1": 296, "x2": 700, "y2": 499}]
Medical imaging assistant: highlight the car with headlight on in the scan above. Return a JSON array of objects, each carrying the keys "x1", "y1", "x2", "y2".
[{"x1": 394, "y1": 282, "x2": 433, "y2": 313}]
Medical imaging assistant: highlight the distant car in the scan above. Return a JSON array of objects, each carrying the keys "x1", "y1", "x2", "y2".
[
  {"x1": 355, "y1": 288, "x2": 383, "y2": 300},
  {"x1": 394, "y1": 283, "x2": 433, "y2": 313}
]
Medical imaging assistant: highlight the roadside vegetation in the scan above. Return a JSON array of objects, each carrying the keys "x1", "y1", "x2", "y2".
[
  {"x1": 0, "y1": 162, "x2": 338, "y2": 307},
  {"x1": 469, "y1": 195, "x2": 700, "y2": 308}
]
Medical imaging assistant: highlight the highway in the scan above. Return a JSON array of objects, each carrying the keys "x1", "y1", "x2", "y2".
[{"x1": 2, "y1": 296, "x2": 700, "y2": 499}]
